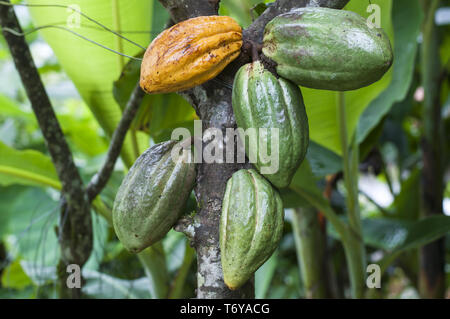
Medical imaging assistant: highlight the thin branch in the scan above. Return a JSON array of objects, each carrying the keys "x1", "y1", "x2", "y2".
[
  {"x1": 1, "y1": 25, "x2": 143, "y2": 61},
  {"x1": 158, "y1": 0, "x2": 218, "y2": 22},
  {"x1": 174, "y1": 215, "x2": 196, "y2": 241},
  {"x1": 87, "y1": 83, "x2": 144, "y2": 202}
]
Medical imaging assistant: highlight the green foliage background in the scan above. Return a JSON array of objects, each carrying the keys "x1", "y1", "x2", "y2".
[{"x1": 0, "y1": 0, "x2": 449, "y2": 298}]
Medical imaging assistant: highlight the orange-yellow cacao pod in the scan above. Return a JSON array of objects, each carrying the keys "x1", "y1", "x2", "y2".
[{"x1": 140, "y1": 16, "x2": 243, "y2": 94}]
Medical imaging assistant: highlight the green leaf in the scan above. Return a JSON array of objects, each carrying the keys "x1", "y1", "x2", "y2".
[
  {"x1": 0, "y1": 141, "x2": 60, "y2": 189},
  {"x1": 113, "y1": 53, "x2": 144, "y2": 110},
  {"x1": 28, "y1": 0, "x2": 154, "y2": 166},
  {"x1": 112, "y1": 56, "x2": 196, "y2": 144},
  {"x1": 0, "y1": 94, "x2": 33, "y2": 119},
  {"x1": 1, "y1": 260, "x2": 33, "y2": 289},
  {"x1": 83, "y1": 269, "x2": 152, "y2": 299},
  {"x1": 282, "y1": 160, "x2": 321, "y2": 208},
  {"x1": 57, "y1": 100, "x2": 109, "y2": 157},
  {"x1": 0, "y1": 287, "x2": 34, "y2": 299},
  {"x1": 362, "y1": 216, "x2": 450, "y2": 252},
  {"x1": 306, "y1": 141, "x2": 342, "y2": 178},
  {"x1": 162, "y1": 230, "x2": 186, "y2": 273},
  {"x1": 304, "y1": 0, "x2": 394, "y2": 154},
  {"x1": 0, "y1": 96, "x2": 107, "y2": 157},
  {"x1": 19, "y1": 261, "x2": 57, "y2": 286},
  {"x1": 151, "y1": 0, "x2": 169, "y2": 34},
  {"x1": 390, "y1": 169, "x2": 420, "y2": 220},
  {"x1": 19, "y1": 262, "x2": 152, "y2": 298},
  {"x1": 356, "y1": 0, "x2": 422, "y2": 143},
  {"x1": 255, "y1": 250, "x2": 278, "y2": 299},
  {"x1": 283, "y1": 160, "x2": 336, "y2": 216},
  {"x1": 167, "y1": 242, "x2": 195, "y2": 299},
  {"x1": 1, "y1": 186, "x2": 59, "y2": 265},
  {"x1": 83, "y1": 212, "x2": 110, "y2": 270},
  {"x1": 219, "y1": 0, "x2": 272, "y2": 27},
  {"x1": 251, "y1": 3, "x2": 268, "y2": 19}
]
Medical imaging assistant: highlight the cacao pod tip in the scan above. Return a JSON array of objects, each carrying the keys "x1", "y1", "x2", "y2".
[{"x1": 224, "y1": 280, "x2": 239, "y2": 291}]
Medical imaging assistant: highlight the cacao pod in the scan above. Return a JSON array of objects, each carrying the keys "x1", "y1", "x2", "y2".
[
  {"x1": 112, "y1": 140, "x2": 196, "y2": 253},
  {"x1": 232, "y1": 61, "x2": 309, "y2": 189},
  {"x1": 220, "y1": 169, "x2": 284, "y2": 290},
  {"x1": 262, "y1": 7, "x2": 393, "y2": 91},
  {"x1": 140, "y1": 16, "x2": 242, "y2": 94}
]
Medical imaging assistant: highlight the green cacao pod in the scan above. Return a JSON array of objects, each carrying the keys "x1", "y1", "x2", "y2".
[
  {"x1": 112, "y1": 140, "x2": 196, "y2": 253},
  {"x1": 232, "y1": 60, "x2": 309, "y2": 189},
  {"x1": 262, "y1": 7, "x2": 393, "y2": 91},
  {"x1": 220, "y1": 169, "x2": 284, "y2": 290}
]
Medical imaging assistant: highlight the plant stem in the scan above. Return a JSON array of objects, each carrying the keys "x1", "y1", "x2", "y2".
[
  {"x1": 341, "y1": 230, "x2": 366, "y2": 298},
  {"x1": 337, "y1": 92, "x2": 366, "y2": 298},
  {"x1": 91, "y1": 197, "x2": 113, "y2": 224},
  {"x1": 418, "y1": 0, "x2": 445, "y2": 298},
  {"x1": 86, "y1": 83, "x2": 144, "y2": 202},
  {"x1": 291, "y1": 185, "x2": 347, "y2": 238},
  {"x1": 167, "y1": 243, "x2": 195, "y2": 299},
  {"x1": 292, "y1": 206, "x2": 328, "y2": 298},
  {"x1": 137, "y1": 244, "x2": 170, "y2": 298}
]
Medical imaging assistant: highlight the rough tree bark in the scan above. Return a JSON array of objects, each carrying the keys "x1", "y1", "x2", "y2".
[{"x1": 158, "y1": 0, "x2": 349, "y2": 298}]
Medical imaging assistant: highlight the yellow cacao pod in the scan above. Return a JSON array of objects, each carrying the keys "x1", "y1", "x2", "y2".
[{"x1": 140, "y1": 16, "x2": 243, "y2": 94}]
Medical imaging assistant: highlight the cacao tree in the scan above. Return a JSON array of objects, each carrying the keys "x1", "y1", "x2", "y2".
[{"x1": 0, "y1": 0, "x2": 449, "y2": 300}]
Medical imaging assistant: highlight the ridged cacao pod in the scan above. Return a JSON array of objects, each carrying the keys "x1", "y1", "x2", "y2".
[
  {"x1": 232, "y1": 61, "x2": 309, "y2": 189},
  {"x1": 112, "y1": 140, "x2": 196, "y2": 253},
  {"x1": 262, "y1": 7, "x2": 393, "y2": 91},
  {"x1": 220, "y1": 169, "x2": 284, "y2": 290},
  {"x1": 140, "y1": 16, "x2": 242, "y2": 94}
]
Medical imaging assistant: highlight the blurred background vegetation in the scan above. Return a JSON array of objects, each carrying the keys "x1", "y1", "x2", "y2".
[{"x1": 0, "y1": 0, "x2": 449, "y2": 298}]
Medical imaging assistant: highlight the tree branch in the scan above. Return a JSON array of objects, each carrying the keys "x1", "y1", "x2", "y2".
[
  {"x1": 86, "y1": 83, "x2": 144, "y2": 202},
  {"x1": 174, "y1": 215, "x2": 196, "y2": 242},
  {"x1": 0, "y1": 0, "x2": 92, "y2": 298},
  {"x1": 158, "y1": 0, "x2": 218, "y2": 22},
  {"x1": 0, "y1": 0, "x2": 89, "y2": 228},
  {"x1": 419, "y1": 0, "x2": 445, "y2": 299}
]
